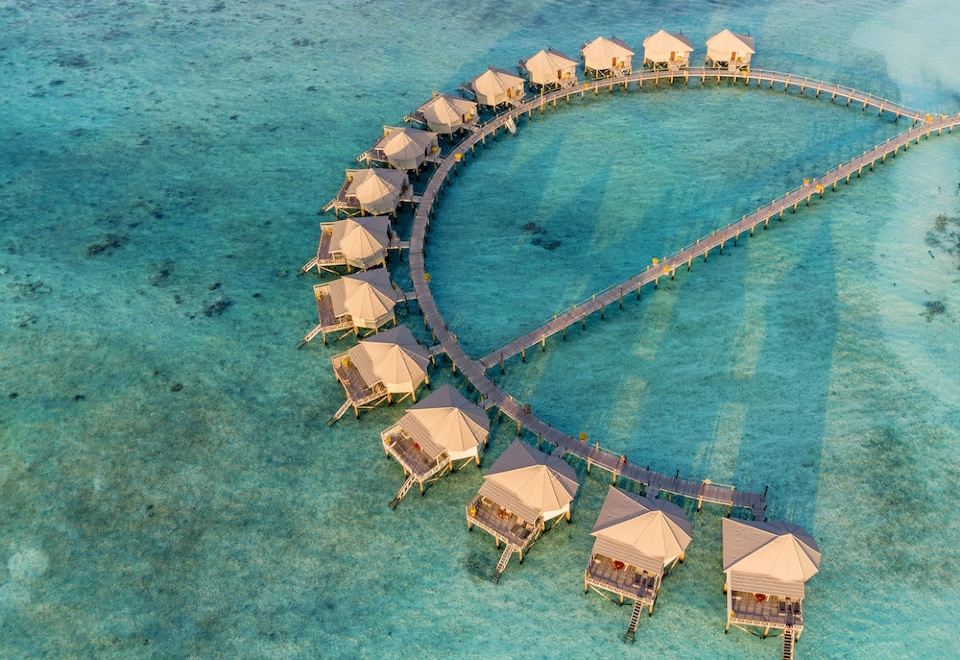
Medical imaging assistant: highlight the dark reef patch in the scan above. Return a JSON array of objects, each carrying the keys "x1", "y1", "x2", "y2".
[
  {"x1": 922, "y1": 300, "x2": 946, "y2": 321},
  {"x1": 87, "y1": 234, "x2": 128, "y2": 256},
  {"x1": 54, "y1": 53, "x2": 90, "y2": 69},
  {"x1": 203, "y1": 298, "x2": 233, "y2": 317}
]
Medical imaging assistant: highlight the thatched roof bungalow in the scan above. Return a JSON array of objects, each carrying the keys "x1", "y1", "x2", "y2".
[
  {"x1": 330, "y1": 325, "x2": 431, "y2": 420},
  {"x1": 368, "y1": 126, "x2": 439, "y2": 171},
  {"x1": 642, "y1": 29, "x2": 694, "y2": 70},
  {"x1": 581, "y1": 36, "x2": 634, "y2": 78},
  {"x1": 382, "y1": 385, "x2": 489, "y2": 507},
  {"x1": 470, "y1": 67, "x2": 526, "y2": 109},
  {"x1": 722, "y1": 518, "x2": 821, "y2": 655},
  {"x1": 413, "y1": 93, "x2": 478, "y2": 135},
  {"x1": 466, "y1": 440, "x2": 579, "y2": 582},
  {"x1": 584, "y1": 488, "x2": 692, "y2": 640},
  {"x1": 323, "y1": 168, "x2": 411, "y2": 218},
  {"x1": 308, "y1": 269, "x2": 402, "y2": 344},
  {"x1": 519, "y1": 48, "x2": 578, "y2": 90},
  {"x1": 706, "y1": 29, "x2": 755, "y2": 70}
]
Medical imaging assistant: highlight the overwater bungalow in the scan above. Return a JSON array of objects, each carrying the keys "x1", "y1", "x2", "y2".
[
  {"x1": 363, "y1": 125, "x2": 439, "y2": 171},
  {"x1": 705, "y1": 29, "x2": 755, "y2": 70},
  {"x1": 581, "y1": 36, "x2": 634, "y2": 78},
  {"x1": 329, "y1": 325, "x2": 431, "y2": 422},
  {"x1": 310, "y1": 215, "x2": 393, "y2": 275},
  {"x1": 305, "y1": 269, "x2": 403, "y2": 345},
  {"x1": 322, "y1": 167, "x2": 412, "y2": 218},
  {"x1": 469, "y1": 67, "x2": 526, "y2": 109},
  {"x1": 411, "y1": 93, "x2": 479, "y2": 135},
  {"x1": 519, "y1": 48, "x2": 578, "y2": 90},
  {"x1": 641, "y1": 29, "x2": 694, "y2": 71},
  {"x1": 466, "y1": 440, "x2": 579, "y2": 583},
  {"x1": 722, "y1": 518, "x2": 821, "y2": 658},
  {"x1": 585, "y1": 487, "x2": 693, "y2": 641},
  {"x1": 382, "y1": 384, "x2": 490, "y2": 507}
]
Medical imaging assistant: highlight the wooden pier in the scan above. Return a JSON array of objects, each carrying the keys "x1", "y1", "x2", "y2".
[
  {"x1": 478, "y1": 114, "x2": 960, "y2": 371},
  {"x1": 321, "y1": 63, "x2": 959, "y2": 520}
]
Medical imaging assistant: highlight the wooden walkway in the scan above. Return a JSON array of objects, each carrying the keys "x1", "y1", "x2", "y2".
[
  {"x1": 479, "y1": 113, "x2": 960, "y2": 370},
  {"x1": 343, "y1": 66, "x2": 958, "y2": 520}
]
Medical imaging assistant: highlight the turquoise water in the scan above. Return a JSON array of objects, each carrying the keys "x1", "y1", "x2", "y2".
[{"x1": 2, "y1": 1, "x2": 958, "y2": 658}]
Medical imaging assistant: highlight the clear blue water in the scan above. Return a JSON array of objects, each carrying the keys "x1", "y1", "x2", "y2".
[{"x1": 1, "y1": 1, "x2": 958, "y2": 657}]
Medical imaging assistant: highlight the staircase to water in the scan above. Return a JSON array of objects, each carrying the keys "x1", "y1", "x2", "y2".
[
  {"x1": 624, "y1": 599, "x2": 644, "y2": 643},
  {"x1": 490, "y1": 543, "x2": 516, "y2": 584},
  {"x1": 782, "y1": 627, "x2": 795, "y2": 659}
]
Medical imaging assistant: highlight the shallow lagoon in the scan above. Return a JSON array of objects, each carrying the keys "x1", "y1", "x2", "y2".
[{"x1": 1, "y1": 1, "x2": 958, "y2": 657}]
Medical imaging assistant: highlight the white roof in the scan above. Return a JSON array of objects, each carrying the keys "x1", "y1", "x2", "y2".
[
  {"x1": 351, "y1": 326, "x2": 430, "y2": 394},
  {"x1": 471, "y1": 67, "x2": 525, "y2": 97},
  {"x1": 332, "y1": 269, "x2": 399, "y2": 325},
  {"x1": 344, "y1": 168, "x2": 408, "y2": 215},
  {"x1": 591, "y1": 487, "x2": 692, "y2": 574},
  {"x1": 581, "y1": 36, "x2": 635, "y2": 62},
  {"x1": 706, "y1": 29, "x2": 756, "y2": 54},
  {"x1": 399, "y1": 385, "x2": 489, "y2": 458},
  {"x1": 642, "y1": 29, "x2": 694, "y2": 53},
  {"x1": 722, "y1": 518, "x2": 821, "y2": 599},
  {"x1": 478, "y1": 440, "x2": 578, "y2": 522},
  {"x1": 521, "y1": 49, "x2": 577, "y2": 82},
  {"x1": 375, "y1": 126, "x2": 437, "y2": 169},
  {"x1": 417, "y1": 94, "x2": 477, "y2": 130},
  {"x1": 330, "y1": 215, "x2": 389, "y2": 263}
]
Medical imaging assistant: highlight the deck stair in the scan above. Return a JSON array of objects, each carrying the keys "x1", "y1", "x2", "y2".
[
  {"x1": 389, "y1": 474, "x2": 417, "y2": 509},
  {"x1": 390, "y1": 460, "x2": 449, "y2": 509},
  {"x1": 782, "y1": 627, "x2": 795, "y2": 660},
  {"x1": 300, "y1": 256, "x2": 319, "y2": 273},
  {"x1": 299, "y1": 323, "x2": 324, "y2": 347},
  {"x1": 504, "y1": 117, "x2": 517, "y2": 134},
  {"x1": 490, "y1": 543, "x2": 516, "y2": 584},
  {"x1": 624, "y1": 599, "x2": 644, "y2": 643},
  {"x1": 327, "y1": 400, "x2": 353, "y2": 426}
]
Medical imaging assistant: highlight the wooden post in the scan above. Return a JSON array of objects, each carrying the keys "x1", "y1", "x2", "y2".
[
  {"x1": 619, "y1": 288, "x2": 623, "y2": 309},
  {"x1": 520, "y1": 347, "x2": 526, "y2": 363}
]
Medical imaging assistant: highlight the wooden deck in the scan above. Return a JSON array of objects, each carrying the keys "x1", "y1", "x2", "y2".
[
  {"x1": 729, "y1": 590, "x2": 803, "y2": 631},
  {"x1": 323, "y1": 65, "x2": 958, "y2": 520},
  {"x1": 466, "y1": 495, "x2": 541, "y2": 549},
  {"x1": 382, "y1": 429, "x2": 445, "y2": 481},
  {"x1": 332, "y1": 358, "x2": 385, "y2": 408},
  {"x1": 584, "y1": 554, "x2": 659, "y2": 607}
]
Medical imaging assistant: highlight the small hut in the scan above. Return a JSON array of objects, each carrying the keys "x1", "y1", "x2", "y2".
[
  {"x1": 323, "y1": 168, "x2": 411, "y2": 218},
  {"x1": 381, "y1": 385, "x2": 490, "y2": 507},
  {"x1": 585, "y1": 488, "x2": 693, "y2": 640},
  {"x1": 581, "y1": 36, "x2": 634, "y2": 78},
  {"x1": 367, "y1": 126, "x2": 439, "y2": 171},
  {"x1": 311, "y1": 215, "x2": 392, "y2": 275},
  {"x1": 705, "y1": 29, "x2": 755, "y2": 70},
  {"x1": 519, "y1": 49, "x2": 578, "y2": 90},
  {"x1": 722, "y1": 518, "x2": 821, "y2": 657},
  {"x1": 305, "y1": 269, "x2": 403, "y2": 345},
  {"x1": 330, "y1": 325, "x2": 431, "y2": 422},
  {"x1": 466, "y1": 440, "x2": 579, "y2": 582},
  {"x1": 642, "y1": 29, "x2": 694, "y2": 71},
  {"x1": 413, "y1": 93, "x2": 478, "y2": 135},
  {"x1": 470, "y1": 67, "x2": 526, "y2": 109}
]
